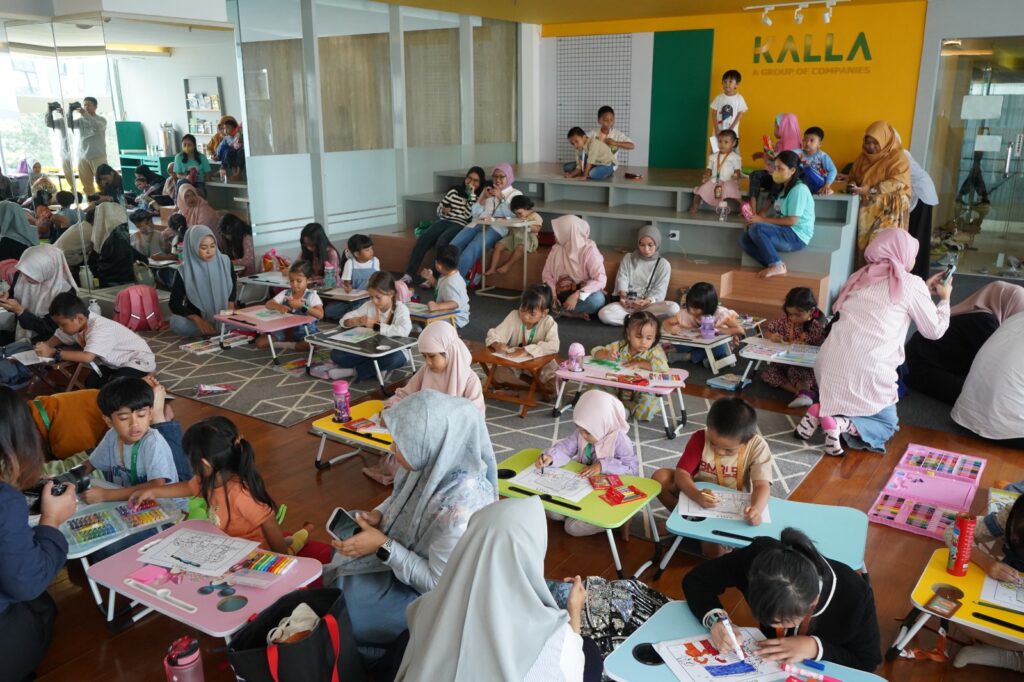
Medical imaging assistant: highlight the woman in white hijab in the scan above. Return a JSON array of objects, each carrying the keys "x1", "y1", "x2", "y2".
[
  {"x1": 598, "y1": 224, "x2": 680, "y2": 326},
  {"x1": 394, "y1": 496, "x2": 598, "y2": 682},
  {"x1": 324, "y1": 390, "x2": 497, "y2": 655},
  {"x1": 0, "y1": 245, "x2": 77, "y2": 343}
]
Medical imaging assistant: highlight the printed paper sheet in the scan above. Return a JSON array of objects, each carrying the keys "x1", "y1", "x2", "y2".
[
  {"x1": 138, "y1": 528, "x2": 259, "y2": 577},
  {"x1": 509, "y1": 466, "x2": 593, "y2": 503},
  {"x1": 654, "y1": 628, "x2": 784, "y2": 682},
  {"x1": 677, "y1": 489, "x2": 771, "y2": 523}
]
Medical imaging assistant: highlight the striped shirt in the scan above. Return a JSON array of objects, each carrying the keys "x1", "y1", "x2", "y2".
[
  {"x1": 815, "y1": 280, "x2": 949, "y2": 417},
  {"x1": 55, "y1": 312, "x2": 157, "y2": 373},
  {"x1": 436, "y1": 188, "x2": 474, "y2": 226}
]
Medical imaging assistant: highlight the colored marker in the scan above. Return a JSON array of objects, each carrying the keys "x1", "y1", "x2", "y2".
[
  {"x1": 719, "y1": 613, "x2": 744, "y2": 661},
  {"x1": 170, "y1": 554, "x2": 201, "y2": 568},
  {"x1": 780, "y1": 662, "x2": 841, "y2": 682}
]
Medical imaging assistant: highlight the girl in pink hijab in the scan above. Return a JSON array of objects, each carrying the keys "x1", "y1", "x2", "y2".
[
  {"x1": 798, "y1": 229, "x2": 952, "y2": 456},
  {"x1": 535, "y1": 390, "x2": 636, "y2": 536},
  {"x1": 748, "y1": 112, "x2": 802, "y2": 213},
  {"x1": 542, "y1": 215, "x2": 608, "y2": 320},
  {"x1": 386, "y1": 321, "x2": 484, "y2": 414}
]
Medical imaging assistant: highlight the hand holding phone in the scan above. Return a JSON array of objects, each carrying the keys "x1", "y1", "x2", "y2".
[{"x1": 326, "y1": 507, "x2": 363, "y2": 542}]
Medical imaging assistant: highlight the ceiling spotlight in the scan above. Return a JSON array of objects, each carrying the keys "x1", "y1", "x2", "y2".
[
  {"x1": 762, "y1": 7, "x2": 773, "y2": 25},
  {"x1": 794, "y1": 5, "x2": 805, "y2": 24},
  {"x1": 823, "y1": 1, "x2": 834, "y2": 23}
]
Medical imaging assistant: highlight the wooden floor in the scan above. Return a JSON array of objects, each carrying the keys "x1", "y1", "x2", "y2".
[{"x1": 38, "y1": 383, "x2": 1022, "y2": 681}]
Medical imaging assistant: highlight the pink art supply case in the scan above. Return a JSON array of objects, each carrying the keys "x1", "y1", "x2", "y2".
[{"x1": 868, "y1": 443, "x2": 987, "y2": 540}]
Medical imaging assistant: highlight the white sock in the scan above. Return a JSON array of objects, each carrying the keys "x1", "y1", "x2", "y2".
[
  {"x1": 954, "y1": 645, "x2": 1024, "y2": 672},
  {"x1": 328, "y1": 367, "x2": 356, "y2": 380}
]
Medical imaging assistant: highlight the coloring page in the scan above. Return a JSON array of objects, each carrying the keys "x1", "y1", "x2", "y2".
[
  {"x1": 677, "y1": 490, "x2": 771, "y2": 523},
  {"x1": 981, "y1": 574, "x2": 1024, "y2": 613},
  {"x1": 654, "y1": 628, "x2": 784, "y2": 682},
  {"x1": 510, "y1": 466, "x2": 593, "y2": 503},
  {"x1": 138, "y1": 529, "x2": 259, "y2": 576}
]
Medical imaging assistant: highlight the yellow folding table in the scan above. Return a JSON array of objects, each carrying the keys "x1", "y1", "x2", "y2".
[{"x1": 310, "y1": 399, "x2": 392, "y2": 470}]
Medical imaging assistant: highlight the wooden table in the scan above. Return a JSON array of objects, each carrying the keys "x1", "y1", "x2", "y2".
[{"x1": 465, "y1": 339, "x2": 557, "y2": 418}]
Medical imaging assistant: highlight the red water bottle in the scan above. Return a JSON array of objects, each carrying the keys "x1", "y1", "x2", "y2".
[
  {"x1": 947, "y1": 514, "x2": 976, "y2": 577},
  {"x1": 164, "y1": 636, "x2": 204, "y2": 682},
  {"x1": 332, "y1": 380, "x2": 350, "y2": 423}
]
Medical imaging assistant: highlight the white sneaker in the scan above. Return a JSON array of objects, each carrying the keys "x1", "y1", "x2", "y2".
[{"x1": 788, "y1": 393, "x2": 814, "y2": 408}]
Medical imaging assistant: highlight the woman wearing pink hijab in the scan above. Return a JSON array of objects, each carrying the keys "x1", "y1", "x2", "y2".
[
  {"x1": 747, "y1": 112, "x2": 802, "y2": 214},
  {"x1": 906, "y1": 281, "x2": 1024, "y2": 405},
  {"x1": 542, "y1": 215, "x2": 608, "y2": 320},
  {"x1": 447, "y1": 163, "x2": 523, "y2": 278},
  {"x1": 386, "y1": 320, "x2": 484, "y2": 414},
  {"x1": 535, "y1": 390, "x2": 636, "y2": 536},
  {"x1": 796, "y1": 229, "x2": 951, "y2": 456},
  {"x1": 174, "y1": 183, "x2": 222, "y2": 246}
]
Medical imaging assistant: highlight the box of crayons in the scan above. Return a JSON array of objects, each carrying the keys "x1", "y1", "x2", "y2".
[
  {"x1": 228, "y1": 550, "x2": 296, "y2": 588},
  {"x1": 589, "y1": 474, "x2": 623, "y2": 491},
  {"x1": 868, "y1": 443, "x2": 987, "y2": 540},
  {"x1": 61, "y1": 500, "x2": 172, "y2": 548},
  {"x1": 600, "y1": 484, "x2": 647, "y2": 506}
]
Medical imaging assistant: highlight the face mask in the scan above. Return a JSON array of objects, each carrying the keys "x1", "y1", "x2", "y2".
[{"x1": 772, "y1": 170, "x2": 789, "y2": 184}]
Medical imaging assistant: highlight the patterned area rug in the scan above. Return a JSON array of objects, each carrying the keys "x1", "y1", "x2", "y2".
[
  {"x1": 143, "y1": 328, "x2": 418, "y2": 428},
  {"x1": 486, "y1": 391, "x2": 823, "y2": 515}
]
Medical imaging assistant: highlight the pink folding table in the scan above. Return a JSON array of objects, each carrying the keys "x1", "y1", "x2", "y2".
[
  {"x1": 214, "y1": 305, "x2": 317, "y2": 364},
  {"x1": 86, "y1": 520, "x2": 322, "y2": 640}
]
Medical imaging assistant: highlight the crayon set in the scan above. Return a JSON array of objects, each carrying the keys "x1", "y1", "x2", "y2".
[
  {"x1": 600, "y1": 484, "x2": 647, "y2": 506},
  {"x1": 869, "y1": 444, "x2": 986, "y2": 540},
  {"x1": 62, "y1": 501, "x2": 174, "y2": 547},
  {"x1": 227, "y1": 550, "x2": 296, "y2": 588}
]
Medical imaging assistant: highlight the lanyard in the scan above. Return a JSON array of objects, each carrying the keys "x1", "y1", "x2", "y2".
[
  {"x1": 713, "y1": 440, "x2": 750, "y2": 491},
  {"x1": 582, "y1": 443, "x2": 595, "y2": 465},
  {"x1": 33, "y1": 400, "x2": 52, "y2": 431},
  {"x1": 521, "y1": 323, "x2": 537, "y2": 347},
  {"x1": 117, "y1": 438, "x2": 142, "y2": 486},
  {"x1": 714, "y1": 152, "x2": 728, "y2": 183}
]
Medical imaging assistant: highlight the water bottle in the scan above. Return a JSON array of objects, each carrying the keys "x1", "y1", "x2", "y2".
[
  {"x1": 164, "y1": 636, "x2": 204, "y2": 682},
  {"x1": 332, "y1": 380, "x2": 351, "y2": 423},
  {"x1": 323, "y1": 262, "x2": 336, "y2": 288},
  {"x1": 699, "y1": 315, "x2": 717, "y2": 339},
  {"x1": 88, "y1": 298, "x2": 101, "y2": 317},
  {"x1": 717, "y1": 202, "x2": 729, "y2": 222}
]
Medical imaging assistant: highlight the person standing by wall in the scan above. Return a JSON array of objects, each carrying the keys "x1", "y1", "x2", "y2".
[{"x1": 67, "y1": 97, "x2": 107, "y2": 196}]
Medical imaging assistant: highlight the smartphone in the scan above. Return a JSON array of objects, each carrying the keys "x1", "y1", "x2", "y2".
[
  {"x1": 941, "y1": 262, "x2": 956, "y2": 283},
  {"x1": 326, "y1": 507, "x2": 362, "y2": 542}
]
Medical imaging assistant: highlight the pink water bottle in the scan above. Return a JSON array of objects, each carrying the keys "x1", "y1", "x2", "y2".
[
  {"x1": 699, "y1": 315, "x2": 717, "y2": 339},
  {"x1": 567, "y1": 342, "x2": 585, "y2": 372},
  {"x1": 332, "y1": 380, "x2": 351, "y2": 423},
  {"x1": 164, "y1": 636, "x2": 204, "y2": 682}
]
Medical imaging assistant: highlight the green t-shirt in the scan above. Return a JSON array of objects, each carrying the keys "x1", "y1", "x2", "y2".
[{"x1": 774, "y1": 182, "x2": 815, "y2": 244}]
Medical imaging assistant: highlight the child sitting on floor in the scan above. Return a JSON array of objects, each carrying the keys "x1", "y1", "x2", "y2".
[
  {"x1": 421, "y1": 245, "x2": 470, "y2": 328},
  {"x1": 691, "y1": 129, "x2": 743, "y2": 215},
  {"x1": 653, "y1": 397, "x2": 772, "y2": 556},
  {"x1": 760, "y1": 287, "x2": 826, "y2": 407},
  {"x1": 592, "y1": 310, "x2": 670, "y2": 421},
  {"x1": 132, "y1": 416, "x2": 327, "y2": 561},
  {"x1": 256, "y1": 260, "x2": 324, "y2": 353},
  {"x1": 662, "y1": 282, "x2": 744, "y2": 365},
  {"x1": 535, "y1": 390, "x2": 636, "y2": 536},
  {"x1": 341, "y1": 234, "x2": 379, "y2": 292},
  {"x1": 386, "y1": 320, "x2": 483, "y2": 412},
  {"x1": 330, "y1": 271, "x2": 411, "y2": 383},
  {"x1": 485, "y1": 285, "x2": 559, "y2": 396},
  {"x1": 485, "y1": 195, "x2": 543, "y2": 277},
  {"x1": 564, "y1": 127, "x2": 616, "y2": 181},
  {"x1": 36, "y1": 292, "x2": 156, "y2": 387}
]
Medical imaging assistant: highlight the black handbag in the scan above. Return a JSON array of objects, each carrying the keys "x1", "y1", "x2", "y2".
[{"x1": 227, "y1": 588, "x2": 367, "y2": 682}]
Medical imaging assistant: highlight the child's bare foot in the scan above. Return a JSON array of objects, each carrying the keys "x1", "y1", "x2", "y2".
[
  {"x1": 150, "y1": 379, "x2": 169, "y2": 424},
  {"x1": 688, "y1": 202, "x2": 700, "y2": 215},
  {"x1": 483, "y1": 267, "x2": 497, "y2": 276},
  {"x1": 495, "y1": 263, "x2": 511, "y2": 274},
  {"x1": 758, "y1": 263, "x2": 788, "y2": 279}
]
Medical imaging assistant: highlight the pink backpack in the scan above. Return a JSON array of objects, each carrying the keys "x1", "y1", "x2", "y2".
[
  {"x1": 114, "y1": 285, "x2": 163, "y2": 332},
  {"x1": 394, "y1": 278, "x2": 412, "y2": 303}
]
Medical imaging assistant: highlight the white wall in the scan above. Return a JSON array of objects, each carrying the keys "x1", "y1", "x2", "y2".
[
  {"x1": 113, "y1": 41, "x2": 241, "y2": 148},
  {"x1": 101, "y1": 0, "x2": 227, "y2": 23},
  {"x1": 537, "y1": 34, "x2": 654, "y2": 167},
  {"x1": 911, "y1": 0, "x2": 1024, "y2": 167}
]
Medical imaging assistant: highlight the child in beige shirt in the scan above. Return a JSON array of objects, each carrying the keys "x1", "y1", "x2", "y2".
[{"x1": 485, "y1": 285, "x2": 560, "y2": 395}]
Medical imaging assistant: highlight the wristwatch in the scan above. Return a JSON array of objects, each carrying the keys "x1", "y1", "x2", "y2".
[
  {"x1": 376, "y1": 537, "x2": 394, "y2": 563},
  {"x1": 53, "y1": 349, "x2": 62, "y2": 363}
]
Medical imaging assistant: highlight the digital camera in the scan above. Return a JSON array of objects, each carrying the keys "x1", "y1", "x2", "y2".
[{"x1": 25, "y1": 465, "x2": 91, "y2": 515}]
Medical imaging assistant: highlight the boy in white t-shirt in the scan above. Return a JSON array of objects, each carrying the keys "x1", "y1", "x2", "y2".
[
  {"x1": 710, "y1": 69, "x2": 748, "y2": 138},
  {"x1": 255, "y1": 260, "x2": 324, "y2": 352}
]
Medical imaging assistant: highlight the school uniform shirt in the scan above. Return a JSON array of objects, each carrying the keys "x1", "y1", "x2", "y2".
[
  {"x1": 187, "y1": 476, "x2": 274, "y2": 548},
  {"x1": 773, "y1": 183, "x2": 816, "y2": 245},
  {"x1": 587, "y1": 127, "x2": 633, "y2": 168},
  {"x1": 816, "y1": 279, "x2": 949, "y2": 418},
  {"x1": 436, "y1": 272, "x2": 470, "y2": 328},
  {"x1": 341, "y1": 300, "x2": 412, "y2": 338},
  {"x1": 683, "y1": 537, "x2": 882, "y2": 672},
  {"x1": 0, "y1": 482, "x2": 68, "y2": 614},
  {"x1": 54, "y1": 312, "x2": 157, "y2": 374},
  {"x1": 675, "y1": 429, "x2": 773, "y2": 491},
  {"x1": 340, "y1": 257, "x2": 381, "y2": 286},
  {"x1": 575, "y1": 137, "x2": 616, "y2": 170},
  {"x1": 545, "y1": 430, "x2": 638, "y2": 476},
  {"x1": 484, "y1": 310, "x2": 559, "y2": 357},
  {"x1": 709, "y1": 93, "x2": 748, "y2": 135},
  {"x1": 798, "y1": 149, "x2": 838, "y2": 188},
  {"x1": 436, "y1": 188, "x2": 475, "y2": 226},
  {"x1": 89, "y1": 428, "x2": 177, "y2": 489}
]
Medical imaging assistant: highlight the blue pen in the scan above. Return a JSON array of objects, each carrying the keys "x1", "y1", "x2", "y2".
[{"x1": 802, "y1": 660, "x2": 826, "y2": 671}]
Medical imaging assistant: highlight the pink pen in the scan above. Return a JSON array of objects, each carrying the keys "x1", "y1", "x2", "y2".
[{"x1": 780, "y1": 662, "x2": 842, "y2": 682}]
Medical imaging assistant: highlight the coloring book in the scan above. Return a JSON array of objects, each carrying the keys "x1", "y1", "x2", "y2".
[{"x1": 654, "y1": 628, "x2": 783, "y2": 682}]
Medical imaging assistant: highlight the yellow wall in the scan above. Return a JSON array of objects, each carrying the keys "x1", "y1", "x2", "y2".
[{"x1": 544, "y1": 1, "x2": 926, "y2": 169}]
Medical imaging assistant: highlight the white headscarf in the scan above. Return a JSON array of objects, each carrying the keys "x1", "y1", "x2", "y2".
[
  {"x1": 13, "y1": 245, "x2": 77, "y2": 342},
  {"x1": 395, "y1": 497, "x2": 567, "y2": 681},
  {"x1": 89, "y1": 202, "x2": 128, "y2": 251}
]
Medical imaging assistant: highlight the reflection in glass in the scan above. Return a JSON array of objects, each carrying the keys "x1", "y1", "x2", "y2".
[{"x1": 473, "y1": 18, "x2": 517, "y2": 145}]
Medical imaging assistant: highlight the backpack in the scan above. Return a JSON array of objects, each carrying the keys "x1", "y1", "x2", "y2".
[
  {"x1": 394, "y1": 278, "x2": 412, "y2": 303},
  {"x1": 114, "y1": 284, "x2": 163, "y2": 332}
]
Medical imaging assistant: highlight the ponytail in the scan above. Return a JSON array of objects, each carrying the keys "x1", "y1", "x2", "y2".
[
  {"x1": 747, "y1": 528, "x2": 825, "y2": 625},
  {"x1": 183, "y1": 416, "x2": 278, "y2": 529}
]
